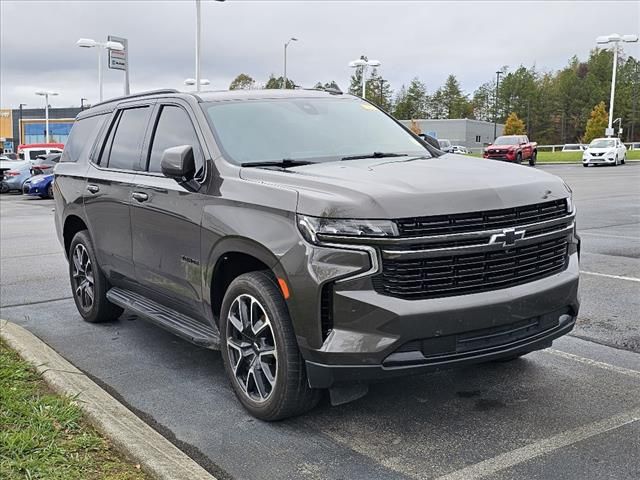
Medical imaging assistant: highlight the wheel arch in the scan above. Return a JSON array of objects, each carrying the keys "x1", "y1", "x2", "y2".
[
  {"x1": 205, "y1": 237, "x2": 288, "y2": 323},
  {"x1": 63, "y1": 214, "x2": 89, "y2": 258}
]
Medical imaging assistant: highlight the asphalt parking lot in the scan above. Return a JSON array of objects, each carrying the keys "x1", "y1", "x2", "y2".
[{"x1": 1, "y1": 163, "x2": 639, "y2": 480}]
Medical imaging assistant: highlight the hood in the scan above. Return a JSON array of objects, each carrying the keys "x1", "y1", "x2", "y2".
[
  {"x1": 30, "y1": 174, "x2": 54, "y2": 184},
  {"x1": 240, "y1": 154, "x2": 569, "y2": 218},
  {"x1": 486, "y1": 144, "x2": 516, "y2": 150},
  {"x1": 586, "y1": 147, "x2": 615, "y2": 153}
]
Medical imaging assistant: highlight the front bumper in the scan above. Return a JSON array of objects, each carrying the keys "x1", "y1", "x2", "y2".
[
  {"x1": 307, "y1": 312, "x2": 575, "y2": 388},
  {"x1": 583, "y1": 155, "x2": 615, "y2": 165},
  {"x1": 297, "y1": 249, "x2": 579, "y2": 388},
  {"x1": 484, "y1": 152, "x2": 516, "y2": 162}
]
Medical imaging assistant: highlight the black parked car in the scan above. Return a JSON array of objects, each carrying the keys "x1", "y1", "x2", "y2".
[{"x1": 55, "y1": 89, "x2": 580, "y2": 420}]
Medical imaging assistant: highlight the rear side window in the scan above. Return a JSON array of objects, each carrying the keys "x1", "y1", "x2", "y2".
[
  {"x1": 102, "y1": 107, "x2": 151, "y2": 171},
  {"x1": 147, "y1": 105, "x2": 204, "y2": 174},
  {"x1": 28, "y1": 150, "x2": 46, "y2": 160},
  {"x1": 61, "y1": 114, "x2": 106, "y2": 163}
]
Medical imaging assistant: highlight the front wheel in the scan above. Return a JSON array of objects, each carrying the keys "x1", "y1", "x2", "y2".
[
  {"x1": 621, "y1": 155, "x2": 626, "y2": 165},
  {"x1": 529, "y1": 151, "x2": 537, "y2": 166},
  {"x1": 68, "y1": 230, "x2": 123, "y2": 323},
  {"x1": 515, "y1": 153, "x2": 522, "y2": 164},
  {"x1": 220, "y1": 271, "x2": 320, "y2": 421}
]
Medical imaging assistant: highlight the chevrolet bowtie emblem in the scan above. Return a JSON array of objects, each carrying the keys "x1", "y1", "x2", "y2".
[{"x1": 489, "y1": 227, "x2": 526, "y2": 247}]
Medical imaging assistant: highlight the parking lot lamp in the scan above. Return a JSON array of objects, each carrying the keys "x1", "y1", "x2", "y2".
[
  {"x1": 493, "y1": 70, "x2": 502, "y2": 140},
  {"x1": 184, "y1": 78, "x2": 210, "y2": 89},
  {"x1": 195, "y1": 0, "x2": 226, "y2": 93},
  {"x1": 35, "y1": 91, "x2": 58, "y2": 143},
  {"x1": 596, "y1": 34, "x2": 639, "y2": 137},
  {"x1": 76, "y1": 38, "x2": 125, "y2": 102},
  {"x1": 283, "y1": 37, "x2": 298, "y2": 89},
  {"x1": 348, "y1": 58, "x2": 381, "y2": 100}
]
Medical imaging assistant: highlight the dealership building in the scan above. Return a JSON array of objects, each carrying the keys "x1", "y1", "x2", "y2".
[
  {"x1": 400, "y1": 119, "x2": 505, "y2": 150},
  {"x1": 0, "y1": 106, "x2": 82, "y2": 153}
]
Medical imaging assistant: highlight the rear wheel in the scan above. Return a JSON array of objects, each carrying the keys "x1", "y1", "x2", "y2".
[
  {"x1": 68, "y1": 230, "x2": 123, "y2": 323},
  {"x1": 47, "y1": 184, "x2": 53, "y2": 198},
  {"x1": 220, "y1": 271, "x2": 320, "y2": 421},
  {"x1": 529, "y1": 150, "x2": 537, "y2": 166}
]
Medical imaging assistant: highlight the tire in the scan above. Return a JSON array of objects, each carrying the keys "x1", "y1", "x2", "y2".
[
  {"x1": 621, "y1": 155, "x2": 626, "y2": 165},
  {"x1": 583, "y1": 163, "x2": 589, "y2": 167},
  {"x1": 529, "y1": 150, "x2": 537, "y2": 166},
  {"x1": 0, "y1": 183, "x2": 9, "y2": 194},
  {"x1": 515, "y1": 153, "x2": 522, "y2": 164},
  {"x1": 220, "y1": 271, "x2": 320, "y2": 421},
  {"x1": 47, "y1": 184, "x2": 53, "y2": 198},
  {"x1": 68, "y1": 230, "x2": 123, "y2": 323},
  {"x1": 615, "y1": 155, "x2": 619, "y2": 166}
]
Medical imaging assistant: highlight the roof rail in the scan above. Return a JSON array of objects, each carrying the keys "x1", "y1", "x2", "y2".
[
  {"x1": 89, "y1": 89, "x2": 180, "y2": 109},
  {"x1": 302, "y1": 86, "x2": 343, "y2": 95}
]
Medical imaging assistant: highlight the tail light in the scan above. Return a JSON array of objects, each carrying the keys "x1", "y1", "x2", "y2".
[{"x1": 5, "y1": 170, "x2": 20, "y2": 176}]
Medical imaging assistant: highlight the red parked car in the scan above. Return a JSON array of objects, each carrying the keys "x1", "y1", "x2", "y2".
[{"x1": 484, "y1": 135, "x2": 537, "y2": 166}]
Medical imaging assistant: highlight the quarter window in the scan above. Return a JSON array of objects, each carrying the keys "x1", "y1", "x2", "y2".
[
  {"x1": 103, "y1": 107, "x2": 151, "y2": 170},
  {"x1": 147, "y1": 105, "x2": 204, "y2": 174},
  {"x1": 61, "y1": 114, "x2": 106, "y2": 163}
]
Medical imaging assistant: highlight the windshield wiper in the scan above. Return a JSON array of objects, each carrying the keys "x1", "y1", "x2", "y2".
[
  {"x1": 241, "y1": 159, "x2": 316, "y2": 168},
  {"x1": 341, "y1": 152, "x2": 408, "y2": 161}
]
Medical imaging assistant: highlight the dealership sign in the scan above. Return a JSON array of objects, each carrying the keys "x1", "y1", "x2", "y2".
[{"x1": 108, "y1": 35, "x2": 128, "y2": 71}]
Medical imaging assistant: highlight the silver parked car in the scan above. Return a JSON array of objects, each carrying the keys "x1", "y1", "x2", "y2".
[{"x1": 0, "y1": 159, "x2": 32, "y2": 193}]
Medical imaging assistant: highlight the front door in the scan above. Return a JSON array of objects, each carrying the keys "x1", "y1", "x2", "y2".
[{"x1": 130, "y1": 102, "x2": 208, "y2": 319}]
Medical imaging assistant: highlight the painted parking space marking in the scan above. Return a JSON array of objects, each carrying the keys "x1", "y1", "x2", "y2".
[
  {"x1": 435, "y1": 407, "x2": 640, "y2": 480},
  {"x1": 579, "y1": 231, "x2": 640, "y2": 241},
  {"x1": 580, "y1": 271, "x2": 640, "y2": 283},
  {"x1": 546, "y1": 349, "x2": 640, "y2": 380}
]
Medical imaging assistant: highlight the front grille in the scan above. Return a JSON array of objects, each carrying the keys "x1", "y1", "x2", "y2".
[
  {"x1": 396, "y1": 199, "x2": 567, "y2": 238},
  {"x1": 374, "y1": 237, "x2": 569, "y2": 300}
]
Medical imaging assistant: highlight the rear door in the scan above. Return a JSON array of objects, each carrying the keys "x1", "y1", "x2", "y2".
[
  {"x1": 83, "y1": 104, "x2": 153, "y2": 282},
  {"x1": 130, "y1": 101, "x2": 208, "y2": 319}
]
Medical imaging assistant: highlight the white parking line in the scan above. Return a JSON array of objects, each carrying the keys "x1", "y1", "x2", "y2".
[
  {"x1": 580, "y1": 271, "x2": 640, "y2": 283},
  {"x1": 436, "y1": 407, "x2": 640, "y2": 480},
  {"x1": 546, "y1": 349, "x2": 640, "y2": 379},
  {"x1": 580, "y1": 232, "x2": 640, "y2": 241}
]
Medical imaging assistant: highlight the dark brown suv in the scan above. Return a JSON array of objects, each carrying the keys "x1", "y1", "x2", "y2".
[{"x1": 54, "y1": 89, "x2": 580, "y2": 420}]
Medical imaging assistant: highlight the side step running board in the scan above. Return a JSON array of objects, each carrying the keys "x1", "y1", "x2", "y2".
[{"x1": 106, "y1": 287, "x2": 220, "y2": 349}]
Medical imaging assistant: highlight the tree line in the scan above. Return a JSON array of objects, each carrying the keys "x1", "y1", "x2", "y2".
[{"x1": 227, "y1": 48, "x2": 639, "y2": 144}]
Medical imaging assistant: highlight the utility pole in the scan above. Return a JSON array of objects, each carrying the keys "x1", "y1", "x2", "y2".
[
  {"x1": 494, "y1": 71, "x2": 501, "y2": 138},
  {"x1": 526, "y1": 99, "x2": 531, "y2": 137},
  {"x1": 631, "y1": 62, "x2": 639, "y2": 143},
  {"x1": 379, "y1": 78, "x2": 386, "y2": 107}
]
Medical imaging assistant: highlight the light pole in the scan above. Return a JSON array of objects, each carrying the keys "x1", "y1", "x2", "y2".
[
  {"x1": 80, "y1": 98, "x2": 88, "y2": 111},
  {"x1": 596, "y1": 33, "x2": 639, "y2": 137},
  {"x1": 348, "y1": 58, "x2": 381, "y2": 99},
  {"x1": 195, "y1": 0, "x2": 226, "y2": 93},
  {"x1": 18, "y1": 103, "x2": 27, "y2": 144},
  {"x1": 493, "y1": 70, "x2": 502, "y2": 140},
  {"x1": 283, "y1": 37, "x2": 298, "y2": 89},
  {"x1": 76, "y1": 38, "x2": 124, "y2": 102},
  {"x1": 35, "y1": 91, "x2": 58, "y2": 143}
]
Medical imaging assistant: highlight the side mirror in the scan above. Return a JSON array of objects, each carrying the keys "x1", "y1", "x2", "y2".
[{"x1": 161, "y1": 145, "x2": 195, "y2": 180}]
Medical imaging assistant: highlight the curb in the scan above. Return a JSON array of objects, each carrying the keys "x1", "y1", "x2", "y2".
[{"x1": 0, "y1": 319, "x2": 216, "y2": 480}]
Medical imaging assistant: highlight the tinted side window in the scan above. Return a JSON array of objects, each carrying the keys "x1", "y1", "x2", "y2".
[
  {"x1": 147, "y1": 105, "x2": 204, "y2": 174},
  {"x1": 106, "y1": 107, "x2": 151, "y2": 171},
  {"x1": 28, "y1": 150, "x2": 46, "y2": 160},
  {"x1": 61, "y1": 114, "x2": 106, "y2": 163}
]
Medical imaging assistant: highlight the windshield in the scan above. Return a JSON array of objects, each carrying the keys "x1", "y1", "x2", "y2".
[
  {"x1": 438, "y1": 140, "x2": 451, "y2": 148},
  {"x1": 203, "y1": 97, "x2": 430, "y2": 165},
  {"x1": 493, "y1": 136, "x2": 520, "y2": 145},
  {"x1": 589, "y1": 139, "x2": 615, "y2": 148}
]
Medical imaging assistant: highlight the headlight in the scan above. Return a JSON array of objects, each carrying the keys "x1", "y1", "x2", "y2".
[{"x1": 298, "y1": 215, "x2": 398, "y2": 243}]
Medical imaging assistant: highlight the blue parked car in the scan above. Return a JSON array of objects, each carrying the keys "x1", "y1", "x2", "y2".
[
  {"x1": 1, "y1": 159, "x2": 32, "y2": 193},
  {"x1": 23, "y1": 174, "x2": 54, "y2": 198}
]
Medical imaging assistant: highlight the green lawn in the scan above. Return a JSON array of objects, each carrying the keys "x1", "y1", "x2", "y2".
[
  {"x1": 0, "y1": 341, "x2": 148, "y2": 480},
  {"x1": 470, "y1": 150, "x2": 640, "y2": 163}
]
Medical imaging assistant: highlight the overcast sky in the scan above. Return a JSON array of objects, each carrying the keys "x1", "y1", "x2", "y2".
[{"x1": 1, "y1": 0, "x2": 639, "y2": 109}]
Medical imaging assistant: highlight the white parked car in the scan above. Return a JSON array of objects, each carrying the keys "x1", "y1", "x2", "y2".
[
  {"x1": 562, "y1": 144, "x2": 586, "y2": 152},
  {"x1": 582, "y1": 138, "x2": 627, "y2": 167},
  {"x1": 437, "y1": 139, "x2": 453, "y2": 153},
  {"x1": 451, "y1": 145, "x2": 469, "y2": 154}
]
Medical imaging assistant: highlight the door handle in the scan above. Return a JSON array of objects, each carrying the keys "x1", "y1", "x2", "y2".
[
  {"x1": 132, "y1": 192, "x2": 149, "y2": 202},
  {"x1": 86, "y1": 184, "x2": 100, "y2": 194}
]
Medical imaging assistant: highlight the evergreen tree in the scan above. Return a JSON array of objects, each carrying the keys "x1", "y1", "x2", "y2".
[{"x1": 229, "y1": 73, "x2": 255, "y2": 90}]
